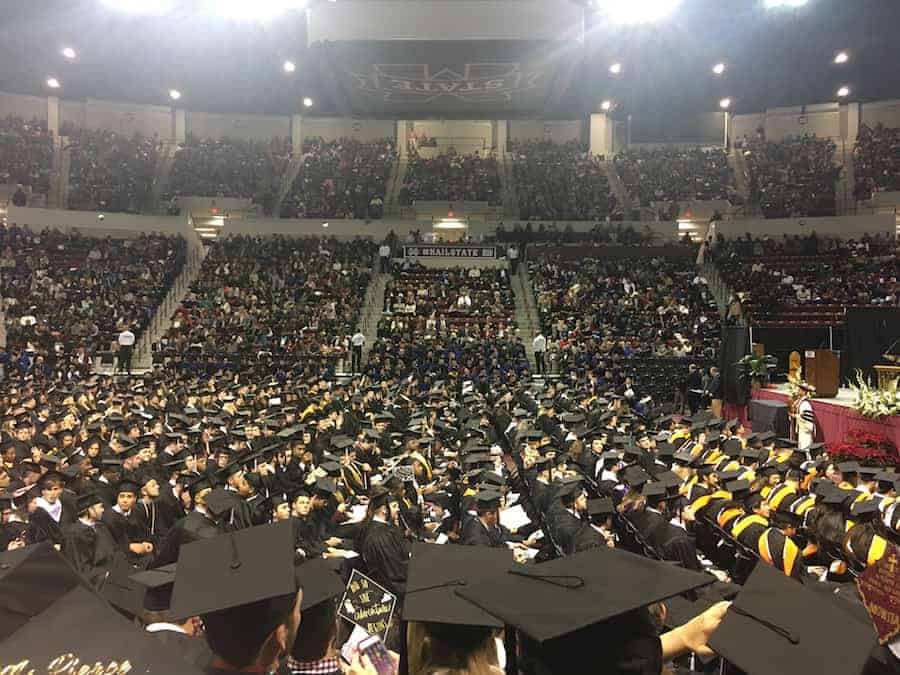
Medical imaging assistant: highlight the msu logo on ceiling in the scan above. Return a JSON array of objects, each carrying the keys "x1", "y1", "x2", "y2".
[{"x1": 349, "y1": 63, "x2": 542, "y2": 104}]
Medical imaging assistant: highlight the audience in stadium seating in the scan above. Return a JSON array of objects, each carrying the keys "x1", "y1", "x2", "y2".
[
  {"x1": 529, "y1": 256, "x2": 719, "y2": 402},
  {"x1": 741, "y1": 134, "x2": 840, "y2": 219},
  {"x1": 713, "y1": 232, "x2": 899, "y2": 324},
  {"x1": 156, "y1": 235, "x2": 374, "y2": 375},
  {"x1": 367, "y1": 264, "x2": 527, "y2": 380},
  {"x1": 854, "y1": 123, "x2": 900, "y2": 201},
  {"x1": 510, "y1": 140, "x2": 619, "y2": 220},
  {"x1": 168, "y1": 135, "x2": 292, "y2": 214},
  {"x1": 0, "y1": 224, "x2": 185, "y2": 378},
  {"x1": 280, "y1": 138, "x2": 394, "y2": 220},
  {"x1": 0, "y1": 117, "x2": 54, "y2": 196},
  {"x1": 63, "y1": 125, "x2": 160, "y2": 213},
  {"x1": 493, "y1": 221, "x2": 687, "y2": 246},
  {"x1": 398, "y1": 149, "x2": 500, "y2": 206},
  {"x1": 614, "y1": 146, "x2": 735, "y2": 208}
]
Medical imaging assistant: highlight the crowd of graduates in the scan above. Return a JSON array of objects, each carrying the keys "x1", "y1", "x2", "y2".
[
  {"x1": 63, "y1": 125, "x2": 161, "y2": 213},
  {"x1": 167, "y1": 135, "x2": 292, "y2": 214},
  {"x1": 0, "y1": 224, "x2": 185, "y2": 378},
  {"x1": 614, "y1": 147, "x2": 736, "y2": 208},
  {"x1": 399, "y1": 150, "x2": 501, "y2": 206},
  {"x1": 854, "y1": 123, "x2": 900, "y2": 201},
  {"x1": 509, "y1": 140, "x2": 619, "y2": 221},
  {"x1": 0, "y1": 116, "x2": 54, "y2": 196}
]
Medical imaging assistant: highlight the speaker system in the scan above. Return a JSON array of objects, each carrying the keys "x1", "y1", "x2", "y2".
[{"x1": 722, "y1": 325, "x2": 751, "y2": 405}]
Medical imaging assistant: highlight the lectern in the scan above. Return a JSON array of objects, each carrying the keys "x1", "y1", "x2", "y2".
[{"x1": 805, "y1": 350, "x2": 840, "y2": 398}]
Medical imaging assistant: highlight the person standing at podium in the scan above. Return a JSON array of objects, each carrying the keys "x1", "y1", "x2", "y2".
[{"x1": 795, "y1": 383, "x2": 816, "y2": 448}]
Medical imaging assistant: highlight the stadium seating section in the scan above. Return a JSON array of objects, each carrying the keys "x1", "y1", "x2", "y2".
[
  {"x1": 0, "y1": 116, "x2": 54, "y2": 195},
  {"x1": 614, "y1": 146, "x2": 735, "y2": 207},
  {"x1": 399, "y1": 149, "x2": 500, "y2": 205},
  {"x1": 854, "y1": 123, "x2": 900, "y2": 200}
]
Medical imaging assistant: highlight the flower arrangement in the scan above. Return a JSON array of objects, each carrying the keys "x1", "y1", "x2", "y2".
[
  {"x1": 827, "y1": 429, "x2": 900, "y2": 467},
  {"x1": 849, "y1": 369, "x2": 900, "y2": 419}
]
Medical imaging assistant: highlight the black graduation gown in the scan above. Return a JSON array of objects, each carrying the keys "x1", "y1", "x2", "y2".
[
  {"x1": 132, "y1": 500, "x2": 165, "y2": 545},
  {"x1": 148, "y1": 628, "x2": 213, "y2": 671},
  {"x1": 460, "y1": 515, "x2": 517, "y2": 548},
  {"x1": 359, "y1": 519, "x2": 409, "y2": 597},
  {"x1": 293, "y1": 516, "x2": 327, "y2": 559},
  {"x1": 571, "y1": 523, "x2": 606, "y2": 553},
  {"x1": 61, "y1": 520, "x2": 118, "y2": 586},
  {"x1": 549, "y1": 509, "x2": 586, "y2": 555},
  {"x1": 650, "y1": 522, "x2": 703, "y2": 571},
  {"x1": 29, "y1": 505, "x2": 73, "y2": 547},
  {"x1": 102, "y1": 508, "x2": 149, "y2": 561},
  {"x1": 152, "y1": 510, "x2": 225, "y2": 567}
]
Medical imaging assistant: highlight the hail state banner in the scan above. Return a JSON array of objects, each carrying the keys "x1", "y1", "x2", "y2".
[{"x1": 310, "y1": 40, "x2": 585, "y2": 118}]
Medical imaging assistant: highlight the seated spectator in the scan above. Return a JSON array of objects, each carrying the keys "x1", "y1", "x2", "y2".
[
  {"x1": 511, "y1": 140, "x2": 619, "y2": 220},
  {"x1": 399, "y1": 149, "x2": 500, "y2": 206},
  {"x1": 614, "y1": 146, "x2": 736, "y2": 208},
  {"x1": 167, "y1": 135, "x2": 292, "y2": 215},
  {"x1": 742, "y1": 134, "x2": 840, "y2": 218},
  {"x1": 854, "y1": 123, "x2": 900, "y2": 201},
  {"x1": 0, "y1": 116, "x2": 54, "y2": 196},
  {"x1": 63, "y1": 124, "x2": 160, "y2": 212},
  {"x1": 281, "y1": 137, "x2": 395, "y2": 220}
]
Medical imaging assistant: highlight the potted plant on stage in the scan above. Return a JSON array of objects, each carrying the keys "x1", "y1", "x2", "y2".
[{"x1": 736, "y1": 353, "x2": 777, "y2": 393}]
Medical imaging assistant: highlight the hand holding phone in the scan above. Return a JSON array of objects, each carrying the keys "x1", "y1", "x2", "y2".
[{"x1": 356, "y1": 635, "x2": 396, "y2": 675}]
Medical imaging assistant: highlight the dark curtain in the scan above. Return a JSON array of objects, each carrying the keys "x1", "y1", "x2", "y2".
[{"x1": 844, "y1": 309, "x2": 900, "y2": 383}]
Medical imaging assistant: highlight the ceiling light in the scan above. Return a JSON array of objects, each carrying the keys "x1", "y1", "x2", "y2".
[
  {"x1": 601, "y1": 100, "x2": 612, "y2": 111},
  {"x1": 303, "y1": 97, "x2": 314, "y2": 108},
  {"x1": 719, "y1": 97, "x2": 731, "y2": 109},
  {"x1": 609, "y1": 62, "x2": 622, "y2": 75},
  {"x1": 764, "y1": 0, "x2": 807, "y2": 8},
  {"x1": 595, "y1": 0, "x2": 682, "y2": 24},
  {"x1": 712, "y1": 62, "x2": 726, "y2": 75},
  {"x1": 283, "y1": 60, "x2": 296, "y2": 73},
  {"x1": 836, "y1": 86, "x2": 850, "y2": 98},
  {"x1": 61, "y1": 47, "x2": 76, "y2": 60},
  {"x1": 833, "y1": 51, "x2": 849, "y2": 64},
  {"x1": 169, "y1": 89, "x2": 182, "y2": 100},
  {"x1": 100, "y1": 0, "x2": 177, "y2": 14},
  {"x1": 46, "y1": 78, "x2": 60, "y2": 89},
  {"x1": 207, "y1": 0, "x2": 307, "y2": 21}
]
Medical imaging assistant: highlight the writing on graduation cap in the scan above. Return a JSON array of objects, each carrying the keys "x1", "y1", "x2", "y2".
[
  {"x1": 339, "y1": 570, "x2": 397, "y2": 641},
  {"x1": 857, "y1": 545, "x2": 900, "y2": 645},
  {"x1": 0, "y1": 653, "x2": 133, "y2": 674}
]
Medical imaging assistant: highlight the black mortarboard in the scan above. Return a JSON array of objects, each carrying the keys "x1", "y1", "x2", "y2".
[
  {"x1": 456, "y1": 547, "x2": 713, "y2": 644},
  {"x1": 587, "y1": 498, "x2": 614, "y2": 518},
  {"x1": 75, "y1": 492, "x2": 103, "y2": 513},
  {"x1": 725, "y1": 480, "x2": 751, "y2": 501},
  {"x1": 757, "y1": 431, "x2": 776, "y2": 443},
  {"x1": 169, "y1": 521, "x2": 296, "y2": 619},
  {"x1": 708, "y1": 562, "x2": 875, "y2": 675},
  {"x1": 295, "y1": 558, "x2": 345, "y2": 611},
  {"x1": 204, "y1": 487, "x2": 242, "y2": 517},
  {"x1": 850, "y1": 499, "x2": 880, "y2": 521},
  {"x1": 641, "y1": 482, "x2": 667, "y2": 500},
  {"x1": 474, "y1": 490, "x2": 503, "y2": 510},
  {"x1": 821, "y1": 489, "x2": 855, "y2": 507},
  {"x1": 838, "y1": 461, "x2": 861, "y2": 475},
  {"x1": 314, "y1": 477, "x2": 336, "y2": 496},
  {"x1": 129, "y1": 563, "x2": 178, "y2": 612},
  {"x1": 404, "y1": 542, "x2": 513, "y2": 627}
]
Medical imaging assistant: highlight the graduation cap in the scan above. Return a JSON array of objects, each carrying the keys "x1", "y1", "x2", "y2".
[
  {"x1": 838, "y1": 461, "x2": 861, "y2": 476},
  {"x1": 850, "y1": 499, "x2": 881, "y2": 522},
  {"x1": 126, "y1": 563, "x2": 179, "y2": 613},
  {"x1": 295, "y1": 558, "x2": 345, "y2": 611},
  {"x1": 708, "y1": 562, "x2": 875, "y2": 675},
  {"x1": 404, "y1": 542, "x2": 514, "y2": 628},
  {"x1": 456, "y1": 547, "x2": 713, "y2": 645},
  {"x1": 725, "y1": 479, "x2": 752, "y2": 501},
  {"x1": 204, "y1": 487, "x2": 242, "y2": 517},
  {"x1": 756, "y1": 431, "x2": 776, "y2": 444},
  {"x1": 586, "y1": 498, "x2": 614, "y2": 519},
  {"x1": 169, "y1": 520, "x2": 297, "y2": 619},
  {"x1": 474, "y1": 490, "x2": 503, "y2": 510},
  {"x1": 314, "y1": 477, "x2": 337, "y2": 496}
]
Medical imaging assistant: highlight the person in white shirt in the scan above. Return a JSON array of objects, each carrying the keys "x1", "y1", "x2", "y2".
[
  {"x1": 378, "y1": 242, "x2": 391, "y2": 273},
  {"x1": 532, "y1": 332, "x2": 547, "y2": 375},
  {"x1": 350, "y1": 331, "x2": 365, "y2": 373},
  {"x1": 117, "y1": 326, "x2": 136, "y2": 375},
  {"x1": 507, "y1": 244, "x2": 519, "y2": 275}
]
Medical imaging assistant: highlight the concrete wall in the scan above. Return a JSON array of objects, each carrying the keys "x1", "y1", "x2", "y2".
[
  {"x1": 59, "y1": 99, "x2": 86, "y2": 132},
  {"x1": 187, "y1": 111, "x2": 291, "y2": 142},
  {"x1": 0, "y1": 92, "x2": 47, "y2": 122},
  {"x1": 730, "y1": 113, "x2": 766, "y2": 144},
  {"x1": 302, "y1": 117, "x2": 397, "y2": 143},
  {"x1": 508, "y1": 120, "x2": 584, "y2": 144},
  {"x1": 764, "y1": 103, "x2": 840, "y2": 141},
  {"x1": 412, "y1": 120, "x2": 493, "y2": 151},
  {"x1": 629, "y1": 112, "x2": 725, "y2": 146},
  {"x1": 6, "y1": 206, "x2": 196, "y2": 240},
  {"x1": 714, "y1": 213, "x2": 895, "y2": 239},
  {"x1": 77, "y1": 99, "x2": 173, "y2": 139},
  {"x1": 861, "y1": 99, "x2": 900, "y2": 129}
]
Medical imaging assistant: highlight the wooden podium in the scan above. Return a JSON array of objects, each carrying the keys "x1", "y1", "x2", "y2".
[
  {"x1": 805, "y1": 350, "x2": 840, "y2": 398},
  {"x1": 874, "y1": 365, "x2": 900, "y2": 391}
]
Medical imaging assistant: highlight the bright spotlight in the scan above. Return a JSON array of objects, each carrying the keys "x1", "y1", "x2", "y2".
[
  {"x1": 836, "y1": 86, "x2": 850, "y2": 98},
  {"x1": 169, "y1": 89, "x2": 182, "y2": 101},
  {"x1": 609, "y1": 62, "x2": 622, "y2": 75},
  {"x1": 764, "y1": 0, "x2": 807, "y2": 8},
  {"x1": 303, "y1": 97, "x2": 314, "y2": 108},
  {"x1": 207, "y1": 0, "x2": 307, "y2": 21},
  {"x1": 283, "y1": 60, "x2": 296, "y2": 73},
  {"x1": 712, "y1": 62, "x2": 726, "y2": 75},
  {"x1": 100, "y1": 0, "x2": 177, "y2": 14},
  {"x1": 719, "y1": 98, "x2": 731, "y2": 110},
  {"x1": 595, "y1": 0, "x2": 682, "y2": 24},
  {"x1": 601, "y1": 100, "x2": 612, "y2": 111},
  {"x1": 61, "y1": 47, "x2": 76, "y2": 60},
  {"x1": 46, "y1": 77, "x2": 61, "y2": 89},
  {"x1": 834, "y1": 51, "x2": 849, "y2": 64}
]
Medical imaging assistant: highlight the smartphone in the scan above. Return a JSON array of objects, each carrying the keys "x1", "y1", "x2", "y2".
[{"x1": 358, "y1": 635, "x2": 394, "y2": 675}]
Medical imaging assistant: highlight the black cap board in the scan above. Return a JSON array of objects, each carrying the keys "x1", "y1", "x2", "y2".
[
  {"x1": 456, "y1": 547, "x2": 713, "y2": 643},
  {"x1": 404, "y1": 542, "x2": 513, "y2": 627},
  {"x1": 295, "y1": 558, "x2": 346, "y2": 611},
  {"x1": 169, "y1": 521, "x2": 297, "y2": 619}
]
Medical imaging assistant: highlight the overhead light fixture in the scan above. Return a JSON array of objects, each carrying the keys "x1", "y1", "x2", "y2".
[
  {"x1": 601, "y1": 100, "x2": 612, "y2": 111},
  {"x1": 719, "y1": 97, "x2": 732, "y2": 109},
  {"x1": 283, "y1": 60, "x2": 296, "y2": 73},
  {"x1": 303, "y1": 97, "x2": 314, "y2": 108},
  {"x1": 712, "y1": 62, "x2": 726, "y2": 75},
  {"x1": 46, "y1": 77, "x2": 61, "y2": 89},
  {"x1": 836, "y1": 85, "x2": 850, "y2": 98},
  {"x1": 833, "y1": 51, "x2": 849, "y2": 64},
  {"x1": 169, "y1": 89, "x2": 182, "y2": 100},
  {"x1": 764, "y1": 0, "x2": 807, "y2": 8},
  {"x1": 206, "y1": 0, "x2": 307, "y2": 21},
  {"x1": 100, "y1": 0, "x2": 177, "y2": 14},
  {"x1": 609, "y1": 62, "x2": 622, "y2": 75},
  {"x1": 595, "y1": 0, "x2": 682, "y2": 24},
  {"x1": 322, "y1": 222, "x2": 329, "y2": 228},
  {"x1": 61, "y1": 47, "x2": 77, "y2": 60}
]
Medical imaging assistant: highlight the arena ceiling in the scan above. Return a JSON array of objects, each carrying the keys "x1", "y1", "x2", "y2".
[{"x1": 0, "y1": 0, "x2": 897, "y2": 119}]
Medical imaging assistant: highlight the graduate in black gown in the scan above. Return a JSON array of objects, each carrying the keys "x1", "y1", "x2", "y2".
[
  {"x1": 61, "y1": 492, "x2": 117, "y2": 586},
  {"x1": 101, "y1": 479, "x2": 156, "y2": 566},
  {"x1": 358, "y1": 487, "x2": 410, "y2": 597},
  {"x1": 291, "y1": 489, "x2": 328, "y2": 559},
  {"x1": 461, "y1": 490, "x2": 516, "y2": 547},
  {"x1": 152, "y1": 479, "x2": 226, "y2": 567},
  {"x1": 28, "y1": 472, "x2": 75, "y2": 547}
]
